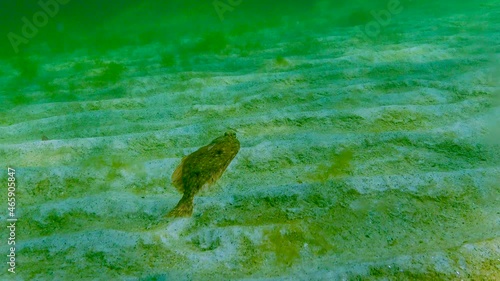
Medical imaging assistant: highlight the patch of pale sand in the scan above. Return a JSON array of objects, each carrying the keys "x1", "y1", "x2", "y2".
[
  {"x1": 342, "y1": 43, "x2": 457, "y2": 64},
  {"x1": 19, "y1": 229, "x2": 140, "y2": 253},
  {"x1": 27, "y1": 191, "x2": 165, "y2": 219},
  {"x1": 284, "y1": 237, "x2": 500, "y2": 280}
]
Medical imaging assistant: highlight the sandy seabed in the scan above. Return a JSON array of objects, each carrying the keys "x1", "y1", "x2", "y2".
[{"x1": 0, "y1": 1, "x2": 499, "y2": 280}]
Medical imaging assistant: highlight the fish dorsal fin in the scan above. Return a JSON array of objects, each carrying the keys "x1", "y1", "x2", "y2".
[{"x1": 171, "y1": 157, "x2": 186, "y2": 193}]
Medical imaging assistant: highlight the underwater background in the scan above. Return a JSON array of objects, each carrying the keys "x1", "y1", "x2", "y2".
[{"x1": 0, "y1": 0, "x2": 499, "y2": 280}]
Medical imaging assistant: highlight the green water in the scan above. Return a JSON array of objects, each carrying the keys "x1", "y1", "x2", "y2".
[{"x1": 1, "y1": 0, "x2": 499, "y2": 280}]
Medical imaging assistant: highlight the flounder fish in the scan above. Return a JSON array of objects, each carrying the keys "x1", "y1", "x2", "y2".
[{"x1": 167, "y1": 131, "x2": 240, "y2": 217}]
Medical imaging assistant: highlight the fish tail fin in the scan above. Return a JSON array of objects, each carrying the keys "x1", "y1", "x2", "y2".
[{"x1": 167, "y1": 194, "x2": 194, "y2": 217}]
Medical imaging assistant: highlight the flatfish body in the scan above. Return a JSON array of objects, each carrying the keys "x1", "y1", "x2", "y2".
[{"x1": 167, "y1": 131, "x2": 240, "y2": 217}]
